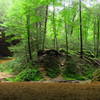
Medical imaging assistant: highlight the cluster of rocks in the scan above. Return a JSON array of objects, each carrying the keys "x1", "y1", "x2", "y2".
[{"x1": 37, "y1": 49, "x2": 67, "y2": 67}]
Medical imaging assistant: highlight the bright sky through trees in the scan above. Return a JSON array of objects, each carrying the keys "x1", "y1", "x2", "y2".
[{"x1": 49, "y1": 0, "x2": 100, "y2": 11}]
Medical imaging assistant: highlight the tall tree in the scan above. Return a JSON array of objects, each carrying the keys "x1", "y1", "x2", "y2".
[
  {"x1": 96, "y1": 17, "x2": 100, "y2": 57},
  {"x1": 79, "y1": 0, "x2": 83, "y2": 58},
  {"x1": 93, "y1": 18, "x2": 96, "y2": 56},
  {"x1": 64, "y1": 0, "x2": 68, "y2": 54},
  {"x1": 26, "y1": 13, "x2": 32, "y2": 61},
  {"x1": 52, "y1": 0, "x2": 58, "y2": 50},
  {"x1": 42, "y1": 5, "x2": 48, "y2": 50}
]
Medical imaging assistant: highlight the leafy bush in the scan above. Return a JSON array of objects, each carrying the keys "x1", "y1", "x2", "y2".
[
  {"x1": 92, "y1": 69, "x2": 100, "y2": 81},
  {"x1": 46, "y1": 66, "x2": 60, "y2": 78},
  {"x1": 83, "y1": 66, "x2": 95, "y2": 79},
  {"x1": 63, "y1": 60, "x2": 77, "y2": 75},
  {"x1": 63, "y1": 74, "x2": 87, "y2": 80},
  {"x1": 40, "y1": 55, "x2": 61, "y2": 78},
  {"x1": 0, "y1": 57, "x2": 28, "y2": 73},
  {"x1": 0, "y1": 58, "x2": 17, "y2": 73},
  {"x1": 15, "y1": 68, "x2": 43, "y2": 81}
]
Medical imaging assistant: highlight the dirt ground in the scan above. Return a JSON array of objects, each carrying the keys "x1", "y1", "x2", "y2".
[
  {"x1": 0, "y1": 57, "x2": 15, "y2": 64},
  {"x1": 0, "y1": 58, "x2": 100, "y2": 100},
  {"x1": 0, "y1": 82, "x2": 99, "y2": 100}
]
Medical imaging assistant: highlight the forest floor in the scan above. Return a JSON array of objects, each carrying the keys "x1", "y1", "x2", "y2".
[
  {"x1": 0, "y1": 57, "x2": 15, "y2": 64},
  {"x1": 0, "y1": 57, "x2": 100, "y2": 100},
  {"x1": 0, "y1": 72, "x2": 14, "y2": 81},
  {"x1": 0, "y1": 82, "x2": 99, "y2": 100},
  {"x1": 0, "y1": 58, "x2": 15, "y2": 81}
]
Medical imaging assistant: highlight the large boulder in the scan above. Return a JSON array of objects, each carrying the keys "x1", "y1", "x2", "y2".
[
  {"x1": 0, "y1": 38, "x2": 12, "y2": 57},
  {"x1": 0, "y1": 35, "x2": 20, "y2": 57},
  {"x1": 37, "y1": 49, "x2": 67, "y2": 78},
  {"x1": 38, "y1": 49, "x2": 66, "y2": 67}
]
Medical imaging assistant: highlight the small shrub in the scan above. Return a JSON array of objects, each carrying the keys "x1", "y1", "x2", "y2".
[
  {"x1": 46, "y1": 66, "x2": 60, "y2": 78},
  {"x1": 92, "y1": 69, "x2": 100, "y2": 81},
  {"x1": 41, "y1": 55, "x2": 61, "y2": 78},
  {"x1": 15, "y1": 68, "x2": 43, "y2": 81},
  {"x1": 63, "y1": 60, "x2": 77, "y2": 75},
  {"x1": 83, "y1": 66, "x2": 95, "y2": 79},
  {"x1": 63, "y1": 73, "x2": 87, "y2": 80}
]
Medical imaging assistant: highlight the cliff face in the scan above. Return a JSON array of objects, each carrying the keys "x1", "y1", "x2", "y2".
[
  {"x1": 0, "y1": 38, "x2": 12, "y2": 57},
  {"x1": 0, "y1": 32, "x2": 21, "y2": 57},
  {"x1": 0, "y1": 23, "x2": 12, "y2": 57}
]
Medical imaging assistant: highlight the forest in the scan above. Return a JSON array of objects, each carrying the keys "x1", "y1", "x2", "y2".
[{"x1": 0, "y1": 0, "x2": 100, "y2": 83}]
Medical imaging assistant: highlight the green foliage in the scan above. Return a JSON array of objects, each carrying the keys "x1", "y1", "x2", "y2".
[
  {"x1": 0, "y1": 57, "x2": 27, "y2": 73},
  {"x1": 43, "y1": 56, "x2": 61, "y2": 78},
  {"x1": 46, "y1": 66, "x2": 60, "y2": 78},
  {"x1": 63, "y1": 74, "x2": 87, "y2": 80},
  {"x1": 15, "y1": 68, "x2": 43, "y2": 81},
  {"x1": 0, "y1": 0, "x2": 100, "y2": 82},
  {"x1": 83, "y1": 65, "x2": 95, "y2": 79},
  {"x1": 63, "y1": 60, "x2": 77, "y2": 75},
  {"x1": 0, "y1": 58, "x2": 16, "y2": 73},
  {"x1": 62, "y1": 60, "x2": 87, "y2": 80},
  {"x1": 92, "y1": 69, "x2": 100, "y2": 81}
]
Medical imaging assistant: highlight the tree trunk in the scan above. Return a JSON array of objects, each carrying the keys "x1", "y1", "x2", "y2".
[
  {"x1": 79, "y1": 0, "x2": 83, "y2": 58},
  {"x1": 36, "y1": 22, "x2": 39, "y2": 51},
  {"x1": 53, "y1": 0, "x2": 58, "y2": 50},
  {"x1": 26, "y1": 14, "x2": 32, "y2": 61},
  {"x1": 93, "y1": 18, "x2": 96, "y2": 57},
  {"x1": 42, "y1": 5, "x2": 48, "y2": 50},
  {"x1": 96, "y1": 18, "x2": 100, "y2": 57},
  {"x1": 64, "y1": 2, "x2": 68, "y2": 54},
  {"x1": 65, "y1": 22, "x2": 68, "y2": 54},
  {"x1": 70, "y1": 13, "x2": 76, "y2": 35}
]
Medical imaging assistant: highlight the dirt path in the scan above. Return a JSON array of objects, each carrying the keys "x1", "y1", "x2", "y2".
[
  {"x1": 0, "y1": 72, "x2": 14, "y2": 81},
  {"x1": 0, "y1": 58, "x2": 15, "y2": 81},
  {"x1": 0, "y1": 82, "x2": 99, "y2": 100},
  {"x1": 0, "y1": 57, "x2": 15, "y2": 64}
]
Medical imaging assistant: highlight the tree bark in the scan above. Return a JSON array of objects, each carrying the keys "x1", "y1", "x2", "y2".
[
  {"x1": 96, "y1": 18, "x2": 100, "y2": 57},
  {"x1": 93, "y1": 18, "x2": 96, "y2": 57},
  {"x1": 64, "y1": 2, "x2": 68, "y2": 54},
  {"x1": 53, "y1": 1, "x2": 58, "y2": 50},
  {"x1": 65, "y1": 22, "x2": 68, "y2": 54},
  {"x1": 70, "y1": 13, "x2": 77, "y2": 35},
  {"x1": 79, "y1": 0, "x2": 83, "y2": 58},
  {"x1": 42, "y1": 5, "x2": 48, "y2": 50},
  {"x1": 26, "y1": 14, "x2": 32, "y2": 61}
]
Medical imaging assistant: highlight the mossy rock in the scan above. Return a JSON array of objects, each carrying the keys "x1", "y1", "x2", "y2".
[{"x1": 92, "y1": 69, "x2": 100, "y2": 81}]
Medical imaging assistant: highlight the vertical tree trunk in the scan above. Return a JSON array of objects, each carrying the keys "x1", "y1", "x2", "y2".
[
  {"x1": 39, "y1": 22, "x2": 42, "y2": 49},
  {"x1": 79, "y1": 0, "x2": 83, "y2": 58},
  {"x1": 65, "y1": 22, "x2": 68, "y2": 54},
  {"x1": 96, "y1": 18, "x2": 100, "y2": 57},
  {"x1": 36, "y1": 22, "x2": 39, "y2": 51},
  {"x1": 53, "y1": 0, "x2": 58, "y2": 50},
  {"x1": 93, "y1": 18, "x2": 96, "y2": 57},
  {"x1": 70, "y1": 13, "x2": 76, "y2": 35},
  {"x1": 64, "y1": 1, "x2": 68, "y2": 54},
  {"x1": 26, "y1": 14, "x2": 32, "y2": 61},
  {"x1": 42, "y1": 5, "x2": 48, "y2": 50}
]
